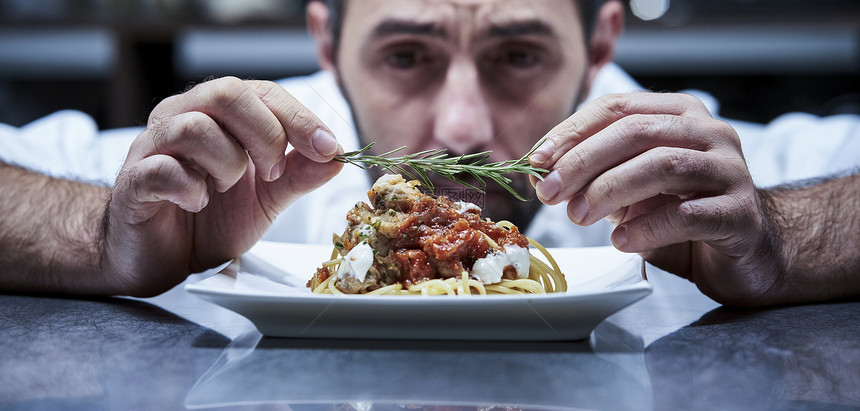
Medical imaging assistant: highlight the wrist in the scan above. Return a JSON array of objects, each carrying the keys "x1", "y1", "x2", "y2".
[
  {"x1": 751, "y1": 188, "x2": 791, "y2": 304},
  {"x1": 755, "y1": 175, "x2": 860, "y2": 304}
]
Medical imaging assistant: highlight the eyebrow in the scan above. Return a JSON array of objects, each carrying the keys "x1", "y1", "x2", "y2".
[
  {"x1": 371, "y1": 19, "x2": 448, "y2": 39},
  {"x1": 484, "y1": 20, "x2": 556, "y2": 38},
  {"x1": 370, "y1": 18, "x2": 556, "y2": 41}
]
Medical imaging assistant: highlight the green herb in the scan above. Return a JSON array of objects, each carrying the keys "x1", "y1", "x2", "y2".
[
  {"x1": 334, "y1": 139, "x2": 549, "y2": 201},
  {"x1": 334, "y1": 241, "x2": 344, "y2": 249}
]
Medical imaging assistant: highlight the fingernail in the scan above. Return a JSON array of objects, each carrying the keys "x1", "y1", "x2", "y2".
[
  {"x1": 535, "y1": 171, "x2": 561, "y2": 201},
  {"x1": 568, "y1": 194, "x2": 589, "y2": 224},
  {"x1": 612, "y1": 225, "x2": 628, "y2": 248},
  {"x1": 529, "y1": 139, "x2": 555, "y2": 164},
  {"x1": 268, "y1": 155, "x2": 287, "y2": 181},
  {"x1": 312, "y1": 129, "x2": 338, "y2": 157}
]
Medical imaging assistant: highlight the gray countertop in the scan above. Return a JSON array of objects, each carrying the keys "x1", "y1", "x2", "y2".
[{"x1": 1, "y1": 264, "x2": 858, "y2": 410}]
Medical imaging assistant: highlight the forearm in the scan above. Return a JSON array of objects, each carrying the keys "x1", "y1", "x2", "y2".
[
  {"x1": 0, "y1": 161, "x2": 112, "y2": 294},
  {"x1": 761, "y1": 172, "x2": 860, "y2": 303}
]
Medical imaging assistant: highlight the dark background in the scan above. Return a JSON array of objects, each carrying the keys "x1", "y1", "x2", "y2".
[{"x1": 0, "y1": 0, "x2": 857, "y2": 129}]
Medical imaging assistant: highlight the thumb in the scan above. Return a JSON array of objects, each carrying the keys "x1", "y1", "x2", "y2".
[{"x1": 264, "y1": 147, "x2": 344, "y2": 213}]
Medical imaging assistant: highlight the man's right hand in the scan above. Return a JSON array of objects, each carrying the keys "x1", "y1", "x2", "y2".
[{"x1": 102, "y1": 77, "x2": 343, "y2": 296}]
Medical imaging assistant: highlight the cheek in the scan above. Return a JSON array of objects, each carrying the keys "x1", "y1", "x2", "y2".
[
  {"x1": 338, "y1": 46, "x2": 443, "y2": 152},
  {"x1": 487, "y1": 60, "x2": 586, "y2": 155},
  {"x1": 347, "y1": 83, "x2": 434, "y2": 151},
  {"x1": 494, "y1": 92, "x2": 577, "y2": 156}
]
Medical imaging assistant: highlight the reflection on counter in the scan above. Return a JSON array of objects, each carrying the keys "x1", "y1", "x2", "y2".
[{"x1": 185, "y1": 321, "x2": 650, "y2": 410}]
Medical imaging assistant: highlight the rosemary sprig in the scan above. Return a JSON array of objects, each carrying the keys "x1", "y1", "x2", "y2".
[{"x1": 333, "y1": 139, "x2": 549, "y2": 201}]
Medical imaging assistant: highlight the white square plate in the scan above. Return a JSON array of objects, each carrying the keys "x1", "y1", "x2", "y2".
[{"x1": 186, "y1": 241, "x2": 651, "y2": 340}]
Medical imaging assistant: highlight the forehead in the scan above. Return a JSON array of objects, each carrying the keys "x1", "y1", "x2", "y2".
[{"x1": 342, "y1": 0, "x2": 581, "y2": 40}]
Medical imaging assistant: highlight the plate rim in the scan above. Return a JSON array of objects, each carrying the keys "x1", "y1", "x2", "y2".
[
  {"x1": 185, "y1": 252, "x2": 651, "y2": 305},
  {"x1": 184, "y1": 244, "x2": 653, "y2": 340}
]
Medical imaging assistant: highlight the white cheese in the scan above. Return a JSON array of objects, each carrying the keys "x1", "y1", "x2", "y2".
[
  {"x1": 356, "y1": 223, "x2": 375, "y2": 240},
  {"x1": 471, "y1": 245, "x2": 531, "y2": 284},
  {"x1": 337, "y1": 242, "x2": 374, "y2": 282},
  {"x1": 453, "y1": 200, "x2": 481, "y2": 214},
  {"x1": 374, "y1": 173, "x2": 402, "y2": 187}
]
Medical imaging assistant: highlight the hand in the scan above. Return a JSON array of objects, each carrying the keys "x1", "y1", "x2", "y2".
[
  {"x1": 103, "y1": 77, "x2": 343, "y2": 296},
  {"x1": 529, "y1": 92, "x2": 783, "y2": 306}
]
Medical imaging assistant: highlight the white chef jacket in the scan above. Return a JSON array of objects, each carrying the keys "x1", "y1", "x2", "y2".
[{"x1": 2, "y1": 64, "x2": 858, "y2": 247}]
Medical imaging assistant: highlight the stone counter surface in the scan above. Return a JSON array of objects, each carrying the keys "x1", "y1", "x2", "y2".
[{"x1": 1, "y1": 265, "x2": 858, "y2": 410}]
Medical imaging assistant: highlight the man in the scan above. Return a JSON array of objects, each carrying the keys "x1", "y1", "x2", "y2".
[{"x1": 1, "y1": 0, "x2": 858, "y2": 305}]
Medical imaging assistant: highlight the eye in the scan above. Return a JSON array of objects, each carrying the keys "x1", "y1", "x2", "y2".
[
  {"x1": 500, "y1": 50, "x2": 539, "y2": 68},
  {"x1": 385, "y1": 49, "x2": 425, "y2": 69}
]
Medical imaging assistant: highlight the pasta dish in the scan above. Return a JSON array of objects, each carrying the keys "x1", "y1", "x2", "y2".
[{"x1": 307, "y1": 174, "x2": 566, "y2": 295}]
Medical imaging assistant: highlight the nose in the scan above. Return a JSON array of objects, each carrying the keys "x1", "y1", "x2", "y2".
[{"x1": 433, "y1": 58, "x2": 494, "y2": 155}]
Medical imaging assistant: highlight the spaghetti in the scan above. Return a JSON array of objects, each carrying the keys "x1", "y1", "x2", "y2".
[{"x1": 307, "y1": 174, "x2": 566, "y2": 296}]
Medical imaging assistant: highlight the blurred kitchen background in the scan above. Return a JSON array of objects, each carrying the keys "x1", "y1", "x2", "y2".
[{"x1": 0, "y1": 0, "x2": 858, "y2": 129}]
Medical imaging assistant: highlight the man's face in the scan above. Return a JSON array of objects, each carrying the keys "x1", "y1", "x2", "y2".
[{"x1": 334, "y1": 0, "x2": 591, "y2": 226}]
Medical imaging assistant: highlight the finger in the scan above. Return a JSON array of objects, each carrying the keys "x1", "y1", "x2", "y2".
[
  {"x1": 611, "y1": 194, "x2": 754, "y2": 254},
  {"x1": 529, "y1": 92, "x2": 714, "y2": 169},
  {"x1": 150, "y1": 77, "x2": 290, "y2": 181},
  {"x1": 247, "y1": 80, "x2": 341, "y2": 163},
  {"x1": 262, "y1": 148, "x2": 346, "y2": 214},
  {"x1": 132, "y1": 112, "x2": 249, "y2": 193},
  {"x1": 536, "y1": 113, "x2": 739, "y2": 204},
  {"x1": 570, "y1": 147, "x2": 739, "y2": 226},
  {"x1": 606, "y1": 194, "x2": 676, "y2": 226},
  {"x1": 114, "y1": 155, "x2": 210, "y2": 219}
]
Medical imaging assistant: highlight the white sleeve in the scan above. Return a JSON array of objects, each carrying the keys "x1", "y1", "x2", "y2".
[
  {"x1": 0, "y1": 110, "x2": 138, "y2": 185},
  {"x1": 731, "y1": 113, "x2": 860, "y2": 188},
  {"x1": 275, "y1": 71, "x2": 360, "y2": 152}
]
